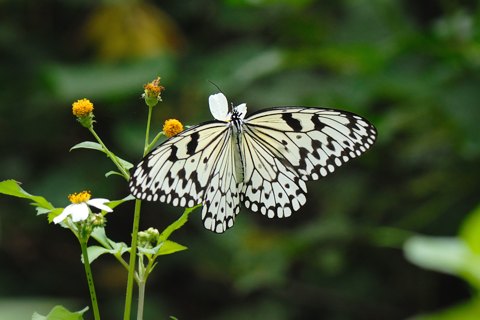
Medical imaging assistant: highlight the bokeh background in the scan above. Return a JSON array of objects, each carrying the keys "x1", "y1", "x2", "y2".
[{"x1": 1, "y1": 0, "x2": 480, "y2": 319}]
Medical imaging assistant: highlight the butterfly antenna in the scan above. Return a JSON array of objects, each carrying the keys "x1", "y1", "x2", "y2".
[
  {"x1": 207, "y1": 80, "x2": 224, "y2": 94},
  {"x1": 207, "y1": 80, "x2": 234, "y2": 111}
]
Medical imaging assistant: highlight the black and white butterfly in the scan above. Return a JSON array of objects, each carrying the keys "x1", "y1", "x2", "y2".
[{"x1": 129, "y1": 93, "x2": 377, "y2": 233}]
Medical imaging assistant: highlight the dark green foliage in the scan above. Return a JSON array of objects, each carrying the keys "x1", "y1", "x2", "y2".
[{"x1": 1, "y1": 0, "x2": 480, "y2": 319}]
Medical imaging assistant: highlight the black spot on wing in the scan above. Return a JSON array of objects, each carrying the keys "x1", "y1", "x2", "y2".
[
  {"x1": 282, "y1": 113, "x2": 302, "y2": 131},
  {"x1": 186, "y1": 132, "x2": 199, "y2": 155},
  {"x1": 311, "y1": 114, "x2": 326, "y2": 131},
  {"x1": 168, "y1": 145, "x2": 178, "y2": 161}
]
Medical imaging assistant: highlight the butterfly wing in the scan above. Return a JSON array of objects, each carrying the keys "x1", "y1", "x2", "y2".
[
  {"x1": 129, "y1": 121, "x2": 242, "y2": 233},
  {"x1": 241, "y1": 107, "x2": 377, "y2": 218}
]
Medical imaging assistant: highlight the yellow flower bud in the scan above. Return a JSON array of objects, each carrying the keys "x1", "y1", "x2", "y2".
[
  {"x1": 163, "y1": 119, "x2": 184, "y2": 138},
  {"x1": 72, "y1": 98, "x2": 94, "y2": 118}
]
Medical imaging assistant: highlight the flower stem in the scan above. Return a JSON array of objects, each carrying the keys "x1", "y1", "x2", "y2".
[
  {"x1": 137, "y1": 279, "x2": 146, "y2": 320},
  {"x1": 80, "y1": 238, "x2": 101, "y2": 320},
  {"x1": 144, "y1": 106, "x2": 153, "y2": 155},
  {"x1": 123, "y1": 199, "x2": 142, "y2": 320},
  {"x1": 145, "y1": 131, "x2": 164, "y2": 154},
  {"x1": 88, "y1": 127, "x2": 130, "y2": 180}
]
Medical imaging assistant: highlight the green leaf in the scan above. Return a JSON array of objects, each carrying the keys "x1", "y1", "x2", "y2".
[
  {"x1": 404, "y1": 236, "x2": 468, "y2": 276},
  {"x1": 404, "y1": 235, "x2": 480, "y2": 289},
  {"x1": 0, "y1": 180, "x2": 55, "y2": 212},
  {"x1": 138, "y1": 240, "x2": 187, "y2": 256},
  {"x1": 70, "y1": 141, "x2": 134, "y2": 170},
  {"x1": 413, "y1": 296, "x2": 480, "y2": 320},
  {"x1": 90, "y1": 227, "x2": 110, "y2": 248},
  {"x1": 85, "y1": 242, "x2": 129, "y2": 264},
  {"x1": 115, "y1": 156, "x2": 133, "y2": 170},
  {"x1": 87, "y1": 227, "x2": 129, "y2": 263},
  {"x1": 47, "y1": 208, "x2": 64, "y2": 223},
  {"x1": 157, "y1": 240, "x2": 188, "y2": 255},
  {"x1": 105, "y1": 171, "x2": 123, "y2": 178},
  {"x1": 105, "y1": 194, "x2": 135, "y2": 210},
  {"x1": 159, "y1": 204, "x2": 201, "y2": 242},
  {"x1": 70, "y1": 141, "x2": 103, "y2": 152},
  {"x1": 460, "y1": 204, "x2": 480, "y2": 254},
  {"x1": 86, "y1": 246, "x2": 112, "y2": 264},
  {"x1": 32, "y1": 305, "x2": 88, "y2": 320}
]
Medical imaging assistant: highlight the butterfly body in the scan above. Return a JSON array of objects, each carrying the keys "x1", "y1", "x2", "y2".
[{"x1": 129, "y1": 93, "x2": 377, "y2": 233}]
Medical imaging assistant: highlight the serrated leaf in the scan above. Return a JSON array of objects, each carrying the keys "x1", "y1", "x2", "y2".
[
  {"x1": 0, "y1": 180, "x2": 54, "y2": 211},
  {"x1": 32, "y1": 305, "x2": 88, "y2": 320}
]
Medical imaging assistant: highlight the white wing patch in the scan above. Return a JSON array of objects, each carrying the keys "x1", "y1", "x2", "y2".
[
  {"x1": 129, "y1": 94, "x2": 377, "y2": 233},
  {"x1": 208, "y1": 93, "x2": 229, "y2": 121}
]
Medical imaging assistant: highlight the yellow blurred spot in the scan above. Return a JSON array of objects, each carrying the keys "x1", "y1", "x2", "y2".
[{"x1": 83, "y1": 2, "x2": 185, "y2": 60}]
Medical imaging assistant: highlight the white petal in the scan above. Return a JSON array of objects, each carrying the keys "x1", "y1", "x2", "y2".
[
  {"x1": 70, "y1": 203, "x2": 90, "y2": 222},
  {"x1": 209, "y1": 93, "x2": 229, "y2": 121},
  {"x1": 87, "y1": 198, "x2": 113, "y2": 212},
  {"x1": 53, "y1": 205, "x2": 73, "y2": 224},
  {"x1": 234, "y1": 103, "x2": 247, "y2": 119}
]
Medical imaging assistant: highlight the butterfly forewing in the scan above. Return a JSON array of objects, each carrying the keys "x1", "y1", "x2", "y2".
[
  {"x1": 243, "y1": 107, "x2": 377, "y2": 181},
  {"x1": 129, "y1": 121, "x2": 242, "y2": 232}
]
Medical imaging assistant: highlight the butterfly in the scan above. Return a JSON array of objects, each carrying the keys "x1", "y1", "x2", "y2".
[{"x1": 129, "y1": 93, "x2": 377, "y2": 233}]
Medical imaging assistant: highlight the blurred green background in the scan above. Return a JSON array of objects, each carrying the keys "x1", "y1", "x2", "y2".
[{"x1": 1, "y1": 0, "x2": 480, "y2": 319}]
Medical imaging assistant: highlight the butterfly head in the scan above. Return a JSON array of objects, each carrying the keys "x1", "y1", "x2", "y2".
[{"x1": 209, "y1": 93, "x2": 247, "y2": 122}]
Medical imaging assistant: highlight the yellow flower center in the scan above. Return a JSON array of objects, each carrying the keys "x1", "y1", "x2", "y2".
[
  {"x1": 72, "y1": 98, "x2": 94, "y2": 117},
  {"x1": 68, "y1": 191, "x2": 92, "y2": 204},
  {"x1": 163, "y1": 119, "x2": 184, "y2": 138}
]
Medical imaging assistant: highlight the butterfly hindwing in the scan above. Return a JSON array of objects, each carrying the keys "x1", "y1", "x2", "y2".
[{"x1": 240, "y1": 128, "x2": 308, "y2": 219}]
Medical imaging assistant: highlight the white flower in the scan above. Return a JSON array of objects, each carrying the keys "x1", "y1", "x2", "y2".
[{"x1": 53, "y1": 191, "x2": 112, "y2": 224}]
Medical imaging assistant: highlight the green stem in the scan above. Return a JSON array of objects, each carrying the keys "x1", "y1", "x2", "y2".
[
  {"x1": 137, "y1": 255, "x2": 147, "y2": 320},
  {"x1": 123, "y1": 199, "x2": 142, "y2": 320},
  {"x1": 80, "y1": 238, "x2": 101, "y2": 320},
  {"x1": 144, "y1": 106, "x2": 153, "y2": 155},
  {"x1": 145, "y1": 131, "x2": 164, "y2": 154},
  {"x1": 88, "y1": 127, "x2": 130, "y2": 180},
  {"x1": 137, "y1": 280, "x2": 146, "y2": 320}
]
